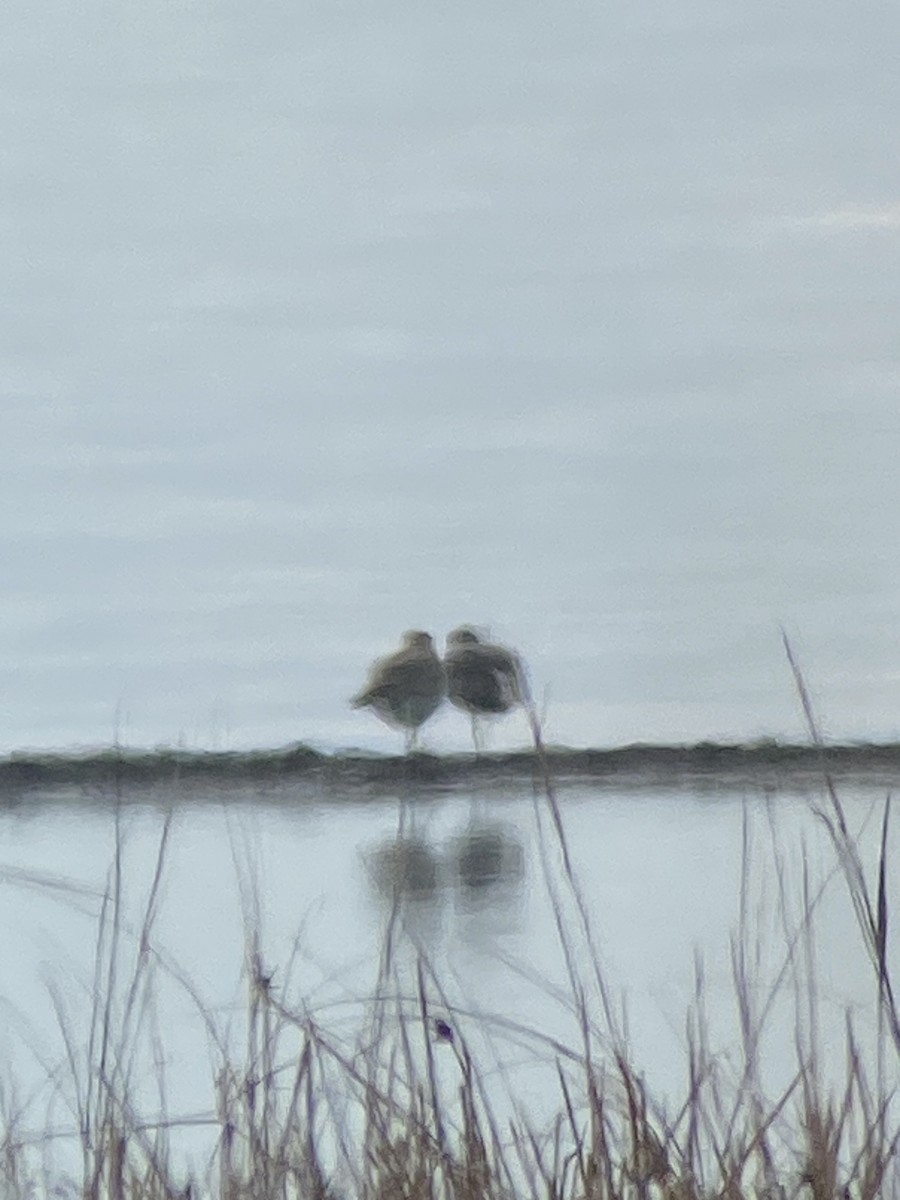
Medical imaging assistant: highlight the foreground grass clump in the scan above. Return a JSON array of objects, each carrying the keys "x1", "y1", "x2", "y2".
[{"x1": 3, "y1": 664, "x2": 900, "y2": 1198}]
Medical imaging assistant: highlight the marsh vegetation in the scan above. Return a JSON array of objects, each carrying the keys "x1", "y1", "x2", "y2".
[{"x1": 0, "y1": 660, "x2": 898, "y2": 1198}]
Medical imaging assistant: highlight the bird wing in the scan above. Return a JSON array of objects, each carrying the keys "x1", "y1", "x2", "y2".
[
  {"x1": 480, "y1": 646, "x2": 529, "y2": 706},
  {"x1": 355, "y1": 651, "x2": 440, "y2": 705}
]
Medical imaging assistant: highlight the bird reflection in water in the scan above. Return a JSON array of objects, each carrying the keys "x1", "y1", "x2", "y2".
[
  {"x1": 452, "y1": 823, "x2": 525, "y2": 898},
  {"x1": 365, "y1": 821, "x2": 524, "y2": 912},
  {"x1": 369, "y1": 834, "x2": 440, "y2": 902}
]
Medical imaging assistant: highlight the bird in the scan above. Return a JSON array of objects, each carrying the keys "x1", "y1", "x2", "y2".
[
  {"x1": 351, "y1": 631, "x2": 447, "y2": 752},
  {"x1": 444, "y1": 626, "x2": 528, "y2": 751}
]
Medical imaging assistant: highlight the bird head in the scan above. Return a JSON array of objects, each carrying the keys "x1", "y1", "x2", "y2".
[
  {"x1": 402, "y1": 630, "x2": 435, "y2": 650},
  {"x1": 446, "y1": 626, "x2": 482, "y2": 647}
]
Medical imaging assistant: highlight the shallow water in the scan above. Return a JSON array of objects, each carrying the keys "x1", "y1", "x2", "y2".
[
  {"x1": 0, "y1": 776, "x2": 893, "y2": 1180},
  {"x1": 3, "y1": 0, "x2": 900, "y2": 755}
]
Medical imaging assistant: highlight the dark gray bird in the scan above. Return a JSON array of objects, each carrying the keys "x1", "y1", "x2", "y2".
[
  {"x1": 352, "y1": 631, "x2": 447, "y2": 752},
  {"x1": 444, "y1": 627, "x2": 528, "y2": 750}
]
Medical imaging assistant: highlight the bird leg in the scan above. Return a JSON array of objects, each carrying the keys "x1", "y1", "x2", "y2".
[{"x1": 470, "y1": 715, "x2": 484, "y2": 755}]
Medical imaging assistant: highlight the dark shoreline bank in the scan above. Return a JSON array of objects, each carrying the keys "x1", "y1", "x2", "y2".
[{"x1": 1, "y1": 740, "x2": 900, "y2": 798}]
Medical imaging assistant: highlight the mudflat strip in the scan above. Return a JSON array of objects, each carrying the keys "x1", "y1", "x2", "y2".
[{"x1": 0, "y1": 741, "x2": 899, "y2": 800}]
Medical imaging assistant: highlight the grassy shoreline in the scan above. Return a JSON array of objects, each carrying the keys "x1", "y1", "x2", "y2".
[
  {"x1": 1, "y1": 657, "x2": 899, "y2": 1196},
  {"x1": 3, "y1": 739, "x2": 900, "y2": 797}
]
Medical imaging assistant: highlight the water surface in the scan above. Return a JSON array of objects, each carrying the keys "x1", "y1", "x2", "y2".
[{"x1": 0, "y1": 775, "x2": 891, "y2": 1177}]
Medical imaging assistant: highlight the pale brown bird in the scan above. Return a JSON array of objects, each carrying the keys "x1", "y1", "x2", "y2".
[
  {"x1": 352, "y1": 631, "x2": 447, "y2": 752},
  {"x1": 444, "y1": 627, "x2": 528, "y2": 750}
]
